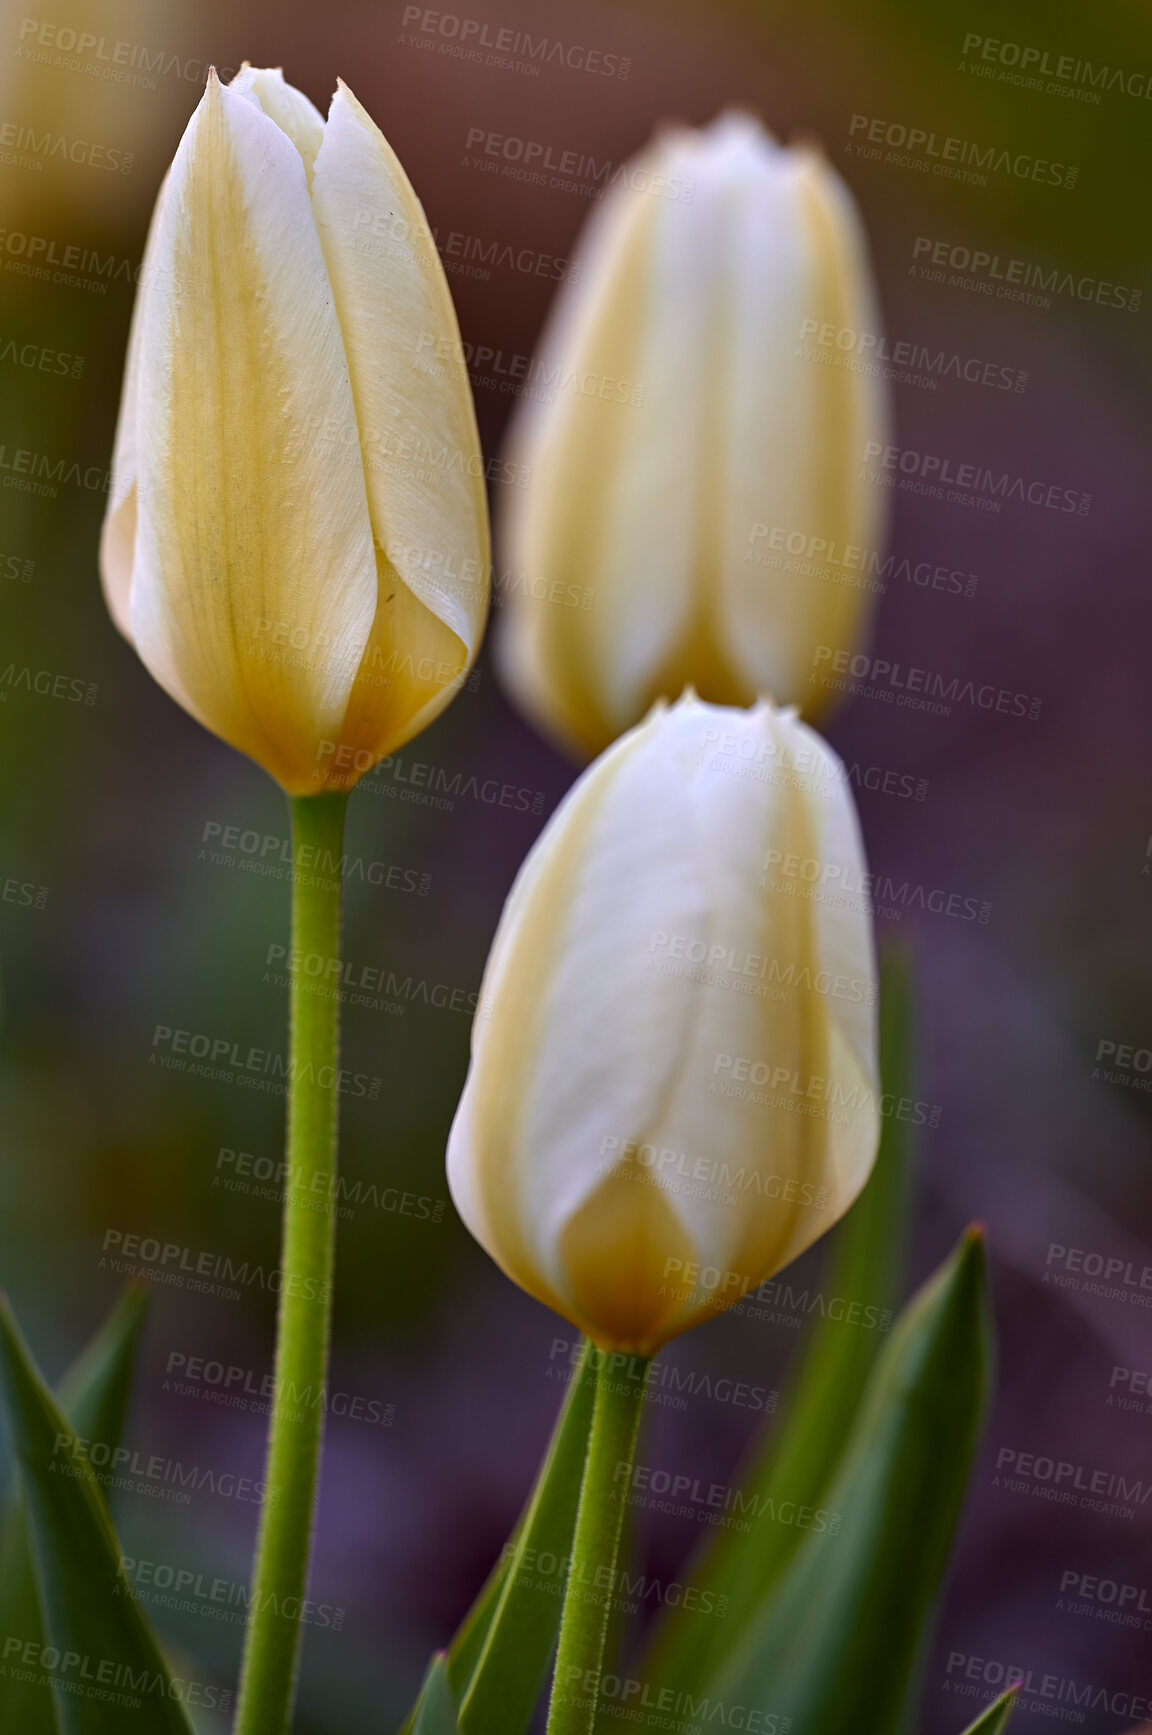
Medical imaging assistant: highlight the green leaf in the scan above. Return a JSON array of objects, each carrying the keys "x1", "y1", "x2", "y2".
[
  {"x1": 399, "y1": 1340, "x2": 597, "y2": 1735},
  {"x1": 0, "y1": 1292, "x2": 197, "y2": 1733},
  {"x1": 0, "y1": 1287, "x2": 149, "y2": 1733},
  {"x1": 456, "y1": 1345, "x2": 599, "y2": 1735},
  {"x1": 641, "y1": 949, "x2": 917, "y2": 1695},
  {"x1": 956, "y1": 1687, "x2": 1018, "y2": 1735},
  {"x1": 412, "y1": 1655, "x2": 461, "y2": 1734},
  {"x1": 56, "y1": 1287, "x2": 150, "y2": 1442},
  {"x1": 707, "y1": 1227, "x2": 993, "y2": 1735}
]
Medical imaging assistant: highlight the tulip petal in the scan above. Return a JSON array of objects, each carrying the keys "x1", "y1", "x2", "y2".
[
  {"x1": 129, "y1": 72, "x2": 378, "y2": 791},
  {"x1": 98, "y1": 167, "x2": 169, "y2": 641},
  {"x1": 330, "y1": 544, "x2": 472, "y2": 780},
  {"x1": 309, "y1": 81, "x2": 488, "y2": 762},
  {"x1": 448, "y1": 703, "x2": 713, "y2": 1342},
  {"x1": 715, "y1": 136, "x2": 889, "y2": 715},
  {"x1": 647, "y1": 700, "x2": 878, "y2": 1314},
  {"x1": 499, "y1": 137, "x2": 708, "y2": 755},
  {"x1": 227, "y1": 64, "x2": 325, "y2": 187}
]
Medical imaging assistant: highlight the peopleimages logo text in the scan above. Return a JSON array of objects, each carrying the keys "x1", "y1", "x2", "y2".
[
  {"x1": 911, "y1": 237, "x2": 1141, "y2": 312},
  {"x1": 0, "y1": 119, "x2": 132, "y2": 171},
  {"x1": 945, "y1": 1653, "x2": 1152, "y2": 1721},
  {"x1": 16, "y1": 18, "x2": 239, "y2": 86},
  {"x1": 960, "y1": 33, "x2": 1152, "y2": 102},
  {"x1": 811, "y1": 646, "x2": 1042, "y2": 723},
  {"x1": 861, "y1": 442, "x2": 1090, "y2": 515},
  {"x1": 462, "y1": 128, "x2": 694, "y2": 201},
  {"x1": 847, "y1": 113, "x2": 1076, "y2": 189},
  {"x1": 797, "y1": 318, "x2": 1027, "y2": 394},
  {"x1": 401, "y1": 8, "x2": 629, "y2": 76}
]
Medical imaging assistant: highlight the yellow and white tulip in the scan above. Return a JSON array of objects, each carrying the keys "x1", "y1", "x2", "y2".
[
  {"x1": 448, "y1": 692, "x2": 880, "y2": 1354},
  {"x1": 101, "y1": 65, "x2": 489, "y2": 793},
  {"x1": 496, "y1": 113, "x2": 889, "y2": 760}
]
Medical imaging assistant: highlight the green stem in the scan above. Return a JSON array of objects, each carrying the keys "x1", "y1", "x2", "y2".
[
  {"x1": 545, "y1": 1349, "x2": 651, "y2": 1735},
  {"x1": 234, "y1": 790, "x2": 349, "y2": 1735}
]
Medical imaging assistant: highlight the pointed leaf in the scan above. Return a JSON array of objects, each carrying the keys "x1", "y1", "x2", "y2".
[
  {"x1": 0, "y1": 1287, "x2": 149, "y2": 1732},
  {"x1": 0, "y1": 1293, "x2": 196, "y2": 1733},
  {"x1": 456, "y1": 1344, "x2": 597, "y2": 1734},
  {"x1": 956, "y1": 1687, "x2": 1018, "y2": 1735},
  {"x1": 57, "y1": 1287, "x2": 151, "y2": 1442},
  {"x1": 412, "y1": 1655, "x2": 461, "y2": 1734},
  {"x1": 709, "y1": 1228, "x2": 993, "y2": 1735},
  {"x1": 642, "y1": 949, "x2": 916, "y2": 1693},
  {"x1": 400, "y1": 1342, "x2": 597, "y2": 1735}
]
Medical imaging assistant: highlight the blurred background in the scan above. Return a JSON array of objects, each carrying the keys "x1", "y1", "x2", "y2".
[{"x1": 1, "y1": 0, "x2": 1151, "y2": 1728}]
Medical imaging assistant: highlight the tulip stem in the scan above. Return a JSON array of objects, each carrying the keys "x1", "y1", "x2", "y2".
[
  {"x1": 545, "y1": 1348, "x2": 651, "y2": 1735},
  {"x1": 234, "y1": 790, "x2": 349, "y2": 1735}
]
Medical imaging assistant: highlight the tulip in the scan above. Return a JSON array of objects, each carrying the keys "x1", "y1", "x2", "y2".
[
  {"x1": 447, "y1": 692, "x2": 879, "y2": 1356},
  {"x1": 96, "y1": 67, "x2": 490, "y2": 1735},
  {"x1": 100, "y1": 64, "x2": 489, "y2": 793},
  {"x1": 495, "y1": 112, "x2": 889, "y2": 761}
]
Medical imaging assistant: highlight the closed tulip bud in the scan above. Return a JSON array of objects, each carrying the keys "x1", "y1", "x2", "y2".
[
  {"x1": 447, "y1": 692, "x2": 879, "y2": 1355},
  {"x1": 495, "y1": 113, "x2": 889, "y2": 761},
  {"x1": 101, "y1": 66, "x2": 489, "y2": 793}
]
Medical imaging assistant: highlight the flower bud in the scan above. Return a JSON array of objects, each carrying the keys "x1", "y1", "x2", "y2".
[
  {"x1": 496, "y1": 113, "x2": 889, "y2": 761},
  {"x1": 447, "y1": 692, "x2": 879, "y2": 1354},
  {"x1": 101, "y1": 66, "x2": 489, "y2": 792}
]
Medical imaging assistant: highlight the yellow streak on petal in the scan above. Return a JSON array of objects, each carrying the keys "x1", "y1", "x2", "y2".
[
  {"x1": 558, "y1": 1162, "x2": 698, "y2": 1355},
  {"x1": 321, "y1": 547, "x2": 467, "y2": 787},
  {"x1": 498, "y1": 170, "x2": 666, "y2": 755}
]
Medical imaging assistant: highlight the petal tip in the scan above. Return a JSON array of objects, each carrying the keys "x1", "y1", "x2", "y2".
[{"x1": 329, "y1": 78, "x2": 361, "y2": 116}]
